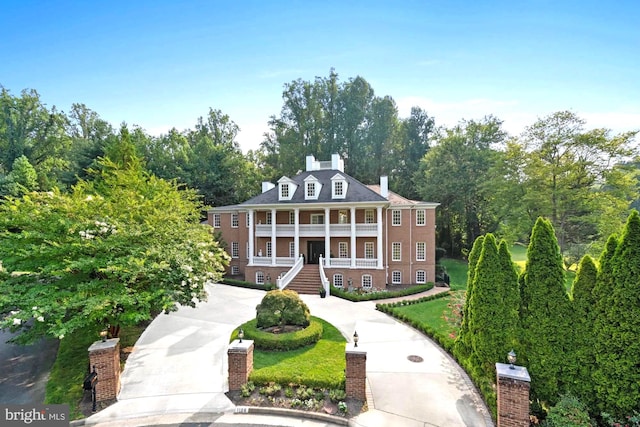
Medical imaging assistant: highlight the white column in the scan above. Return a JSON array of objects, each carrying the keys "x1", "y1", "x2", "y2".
[
  {"x1": 350, "y1": 207, "x2": 356, "y2": 268},
  {"x1": 248, "y1": 209, "x2": 254, "y2": 265},
  {"x1": 377, "y1": 206, "x2": 383, "y2": 269},
  {"x1": 294, "y1": 208, "x2": 300, "y2": 262},
  {"x1": 324, "y1": 207, "x2": 331, "y2": 267},
  {"x1": 271, "y1": 209, "x2": 277, "y2": 266}
]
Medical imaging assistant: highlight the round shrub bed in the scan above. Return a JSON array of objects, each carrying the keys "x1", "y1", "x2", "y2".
[{"x1": 233, "y1": 317, "x2": 323, "y2": 351}]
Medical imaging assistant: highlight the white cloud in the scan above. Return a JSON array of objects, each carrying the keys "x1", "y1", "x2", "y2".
[{"x1": 237, "y1": 120, "x2": 270, "y2": 153}]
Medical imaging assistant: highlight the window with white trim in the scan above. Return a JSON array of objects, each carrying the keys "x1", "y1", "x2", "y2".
[
  {"x1": 246, "y1": 212, "x2": 250, "y2": 227},
  {"x1": 392, "y1": 210, "x2": 401, "y2": 226},
  {"x1": 280, "y1": 183, "x2": 289, "y2": 199},
  {"x1": 362, "y1": 274, "x2": 373, "y2": 290},
  {"x1": 416, "y1": 242, "x2": 426, "y2": 261},
  {"x1": 266, "y1": 211, "x2": 272, "y2": 225},
  {"x1": 339, "y1": 242, "x2": 348, "y2": 258},
  {"x1": 392, "y1": 242, "x2": 401, "y2": 261},
  {"x1": 334, "y1": 181, "x2": 343, "y2": 197},
  {"x1": 231, "y1": 242, "x2": 239, "y2": 258},
  {"x1": 289, "y1": 241, "x2": 295, "y2": 258},
  {"x1": 213, "y1": 214, "x2": 221, "y2": 228},
  {"x1": 231, "y1": 213, "x2": 239, "y2": 228},
  {"x1": 365, "y1": 242, "x2": 374, "y2": 259},
  {"x1": 333, "y1": 274, "x2": 344, "y2": 288},
  {"x1": 311, "y1": 214, "x2": 324, "y2": 224},
  {"x1": 392, "y1": 270, "x2": 402, "y2": 284},
  {"x1": 306, "y1": 182, "x2": 316, "y2": 198},
  {"x1": 365, "y1": 210, "x2": 375, "y2": 224},
  {"x1": 266, "y1": 241, "x2": 272, "y2": 258},
  {"x1": 338, "y1": 210, "x2": 348, "y2": 224},
  {"x1": 416, "y1": 209, "x2": 425, "y2": 226},
  {"x1": 256, "y1": 271, "x2": 264, "y2": 284},
  {"x1": 231, "y1": 266, "x2": 240, "y2": 275},
  {"x1": 289, "y1": 211, "x2": 295, "y2": 224},
  {"x1": 416, "y1": 270, "x2": 426, "y2": 284}
]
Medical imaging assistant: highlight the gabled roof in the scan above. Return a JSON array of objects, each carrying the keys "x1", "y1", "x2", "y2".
[{"x1": 242, "y1": 169, "x2": 388, "y2": 206}]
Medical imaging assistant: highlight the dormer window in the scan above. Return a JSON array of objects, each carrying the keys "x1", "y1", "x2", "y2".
[
  {"x1": 331, "y1": 173, "x2": 348, "y2": 199},
  {"x1": 278, "y1": 176, "x2": 297, "y2": 201},
  {"x1": 304, "y1": 175, "x2": 321, "y2": 200}
]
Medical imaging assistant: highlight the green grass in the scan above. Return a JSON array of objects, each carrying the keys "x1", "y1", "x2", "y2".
[
  {"x1": 45, "y1": 323, "x2": 147, "y2": 420},
  {"x1": 440, "y1": 258, "x2": 468, "y2": 290},
  {"x1": 392, "y1": 297, "x2": 456, "y2": 345},
  {"x1": 250, "y1": 317, "x2": 346, "y2": 389}
]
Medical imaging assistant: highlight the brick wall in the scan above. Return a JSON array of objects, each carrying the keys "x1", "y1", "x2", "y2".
[
  {"x1": 496, "y1": 363, "x2": 531, "y2": 427},
  {"x1": 228, "y1": 340, "x2": 254, "y2": 391},
  {"x1": 88, "y1": 338, "x2": 121, "y2": 402},
  {"x1": 345, "y1": 348, "x2": 367, "y2": 401}
]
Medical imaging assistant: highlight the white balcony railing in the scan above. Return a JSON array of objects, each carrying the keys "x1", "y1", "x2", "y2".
[
  {"x1": 255, "y1": 223, "x2": 378, "y2": 238},
  {"x1": 324, "y1": 258, "x2": 379, "y2": 269}
]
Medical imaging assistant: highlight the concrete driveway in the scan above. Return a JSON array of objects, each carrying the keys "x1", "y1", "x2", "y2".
[{"x1": 84, "y1": 284, "x2": 492, "y2": 427}]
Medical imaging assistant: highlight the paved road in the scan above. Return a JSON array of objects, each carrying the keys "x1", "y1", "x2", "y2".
[{"x1": 0, "y1": 329, "x2": 59, "y2": 404}]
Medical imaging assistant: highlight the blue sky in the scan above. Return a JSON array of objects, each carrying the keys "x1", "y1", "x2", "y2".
[{"x1": 2, "y1": 0, "x2": 638, "y2": 152}]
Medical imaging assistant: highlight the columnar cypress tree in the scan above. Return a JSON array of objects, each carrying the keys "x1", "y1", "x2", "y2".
[
  {"x1": 519, "y1": 217, "x2": 571, "y2": 405},
  {"x1": 455, "y1": 235, "x2": 484, "y2": 359},
  {"x1": 498, "y1": 240, "x2": 520, "y2": 352},
  {"x1": 466, "y1": 234, "x2": 520, "y2": 379},
  {"x1": 593, "y1": 210, "x2": 640, "y2": 417},
  {"x1": 568, "y1": 255, "x2": 598, "y2": 406}
]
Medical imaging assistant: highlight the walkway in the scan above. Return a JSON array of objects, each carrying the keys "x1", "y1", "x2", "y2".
[{"x1": 82, "y1": 284, "x2": 492, "y2": 427}]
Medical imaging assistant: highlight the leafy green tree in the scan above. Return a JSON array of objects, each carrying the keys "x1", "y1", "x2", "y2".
[
  {"x1": 501, "y1": 111, "x2": 638, "y2": 255},
  {"x1": 0, "y1": 146, "x2": 229, "y2": 344},
  {"x1": 454, "y1": 235, "x2": 484, "y2": 359},
  {"x1": 416, "y1": 117, "x2": 506, "y2": 256},
  {"x1": 567, "y1": 255, "x2": 598, "y2": 406},
  {"x1": 593, "y1": 210, "x2": 640, "y2": 417},
  {"x1": 519, "y1": 217, "x2": 571, "y2": 405},
  {"x1": 393, "y1": 107, "x2": 434, "y2": 199}
]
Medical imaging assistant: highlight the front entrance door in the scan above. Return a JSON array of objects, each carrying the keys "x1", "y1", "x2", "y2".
[{"x1": 307, "y1": 241, "x2": 325, "y2": 264}]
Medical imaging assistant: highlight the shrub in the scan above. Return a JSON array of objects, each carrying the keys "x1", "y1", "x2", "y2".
[
  {"x1": 256, "y1": 289, "x2": 310, "y2": 328},
  {"x1": 542, "y1": 395, "x2": 593, "y2": 427},
  {"x1": 235, "y1": 318, "x2": 323, "y2": 351},
  {"x1": 222, "y1": 278, "x2": 274, "y2": 291},
  {"x1": 331, "y1": 283, "x2": 433, "y2": 302},
  {"x1": 329, "y1": 389, "x2": 347, "y2": 402}
]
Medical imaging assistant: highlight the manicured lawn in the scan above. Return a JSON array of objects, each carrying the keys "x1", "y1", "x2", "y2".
[
  {"x1": 250, "y1": 317, "x2": 346, "y2": 389},
  {"x1": 440, "y1": 258, "x2": 468, "y2": 291},
  {"x1": 392, "y1": 297, "x2": 456, "y2": 345}
]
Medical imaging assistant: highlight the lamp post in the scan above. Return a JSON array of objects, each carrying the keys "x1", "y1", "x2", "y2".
[
  {"x1": 238, "y1": 328, "x2": 244, "y2": 344},
  {"x1": 353, "y1": 331, "x2": 359, "y2": 348},
  {"x1": 507, "y1": 349, "x2": 516, "y2": 369},
  {"x1": 99, "y1": 329, "x2": 108, "y2": 342}
]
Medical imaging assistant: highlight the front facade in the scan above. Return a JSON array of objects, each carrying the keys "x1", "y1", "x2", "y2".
[{"x1": 208, "y1": 154, "x2": 439, "y2": 290}]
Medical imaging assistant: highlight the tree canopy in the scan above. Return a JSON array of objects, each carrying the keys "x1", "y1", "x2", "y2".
[{"x1": 0, "y1": 139, "x2": 229, "y2": 344}]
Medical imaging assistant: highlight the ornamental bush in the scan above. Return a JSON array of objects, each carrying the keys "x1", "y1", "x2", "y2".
[
  {"x1": 256, "y1": 289, "x2": 310, "y2": 328},
  {"x1": 236, "y1": 318, "x2": 322, "y2": 351}
]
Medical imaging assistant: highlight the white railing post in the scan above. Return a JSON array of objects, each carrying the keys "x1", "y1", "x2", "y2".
[{"x1": 319, "y1": 256, "x2": 330, "y2": 295}]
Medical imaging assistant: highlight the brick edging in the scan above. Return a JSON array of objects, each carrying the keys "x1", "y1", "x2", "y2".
[{"x1": 236, "y1": 406, "x2": 350, "y2": 425}]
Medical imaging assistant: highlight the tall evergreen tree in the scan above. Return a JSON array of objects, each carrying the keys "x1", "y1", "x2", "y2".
[
  {"x1": 593, "y1": 210, "x2": 640, "y2": 416},
  {"x1": 455, "y1": 235, "x2": 484, "y2": 359},
  {"x1": 567, "y1": 255, "x2": 598, "y2": 406},
  {"x1": 498, "y1": 240, "x2": 520, "y2": 351},
  {"x1": 467, "y1": 234, "x2": 520, "y2": 379},
  {"x1": 519, "y1": 217, "x2": 571, "y2": 405}
]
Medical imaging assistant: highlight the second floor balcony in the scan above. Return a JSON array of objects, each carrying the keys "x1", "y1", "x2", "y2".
[{"x1": 255, "y1": 223, "x2": 378, "y2": 238}]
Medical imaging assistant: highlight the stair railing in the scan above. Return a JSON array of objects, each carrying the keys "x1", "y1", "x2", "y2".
[
  {"x1": 318, "y1": 256, "x2": 330, "y2": 295},
  {"x1": 277, "y1": 254, "x2": 304, "y2": 290}
]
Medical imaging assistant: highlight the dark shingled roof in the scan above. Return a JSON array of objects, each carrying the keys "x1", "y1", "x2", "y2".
[{"x1": 242, "y1": 169, "x2": 388, "y2": 206}]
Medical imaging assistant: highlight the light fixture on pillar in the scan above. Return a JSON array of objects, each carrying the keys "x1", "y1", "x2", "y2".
[
  {"x1": 99, "y1": 329, "x2": 108, "y2": 342},
  {"x1": 507, "y1": 349, "x2": 516, "y2": 369},
  {"x1": 238, "y1": 328, "x2": 244, "y2": 343},
  {"x1": 353, "y1": 331, "x2": 359, "y2": 347}
]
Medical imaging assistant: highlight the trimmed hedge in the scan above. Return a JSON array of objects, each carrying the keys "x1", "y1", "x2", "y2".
[
  {"x1": 221, "y1": 278, "x2": 275, "y2": 291},
  {"x1": 331, "y1": 283, "x2": 433, "y2": 301},
  {"x1": 377, "y1": 290, "x2": 497, "y2": 418},
  {"x1": 233, "y1": 318, "x2": 323, "y2": 351}
]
